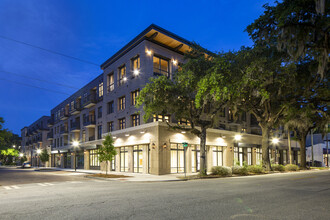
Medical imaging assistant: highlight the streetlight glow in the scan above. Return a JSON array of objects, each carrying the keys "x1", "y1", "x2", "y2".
[
  {"x1": 13, "y1": 145, "x2": 16, "y2": 148},
  {"x1": 37, "y1": 149, "x2": 41, "y2": 154},
  {"x1": 133, "y1": 69, "x2": 140, "y2": 76},
  {"x1": 234, "y1": 134, "x2": 242, "y2": 141},
  {"x1": 72, "y1": 141, "x2": 79, "y2": 147},
  {"x1": 272, "y1": 138, "x2": 279, "y2": 144},
  {"x1": 19, "y1": 153, "x2": 23, "y2": 157}
]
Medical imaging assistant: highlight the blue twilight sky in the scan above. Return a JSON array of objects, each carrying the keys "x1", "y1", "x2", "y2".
[{"x1": 0, "y1": 0, "x2": 274, "y2": 135}]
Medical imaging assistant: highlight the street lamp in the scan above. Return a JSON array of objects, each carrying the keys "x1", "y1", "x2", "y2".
[
  {"x1": 37, "y1": 149, "x2": 41, "y2": 168},
  {"x1": 19, "y1": 153, "x2": 24, "y2": 157},
  {"x1": 271, "y1": 138, "x2": 279, "y2": 164},
  {"x1": 72, "y1": 141, "x2": 79, "y2": 172},
  {"x1": 13, "y1": 145, "x2": 16, "y2": 148},
  {"x1": 272, "y1": 138, "x2": 279, "y2": 144}
]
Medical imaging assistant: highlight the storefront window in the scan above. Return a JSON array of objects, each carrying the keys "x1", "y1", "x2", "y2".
[
  {"x1": 133, "y1": 146, "x2": 143, "y2": 173},
  {"x1": 171, "y1": 144, "x2": 184, "y2": 173},
  {"x1": 90, "y1": 149, "x2": 100, "y2": 169},
  {"x1": 212, "y1": 146, "x2": 223, "y2": 167},
  {"x1": 247, "y1": 147, "x2": 252, "y2": 165},
  {"x1": 120, "y1": 147, "x2": 128, "y2": 172},
  {"x1": 192, "y1": 145, "x2": 200, "y2": 173},
  {"x1": 256, "y1": 147, "x2": 262, "y2": 165}
]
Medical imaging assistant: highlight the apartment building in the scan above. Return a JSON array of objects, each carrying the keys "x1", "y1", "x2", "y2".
[
  {"x1": 21, "y1": 24, "x2": 300, "y2": 173},
  {"x1": 21, "y1": 116, "x2": 50, "y2": 166}
]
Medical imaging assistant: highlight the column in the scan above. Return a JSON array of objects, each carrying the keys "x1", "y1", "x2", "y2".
[
  {"x1": 224, "y1": 142, "x2": 234, "y2": 167},
  {"x1": 128, "y1": 146, "x2": 133, "y2": 173},
  {"x1": 84, "y1": 150, "x2": 90, "y2": 170}
]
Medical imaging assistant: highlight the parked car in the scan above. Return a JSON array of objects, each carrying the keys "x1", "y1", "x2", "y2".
[{"x1": 22, "y1": 162, "x2": 31, "y2": 168}]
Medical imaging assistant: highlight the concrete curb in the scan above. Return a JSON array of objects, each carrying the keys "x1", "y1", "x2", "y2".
[{"x1": 84, "y1": 175, "x2": 187, "y2": 182}]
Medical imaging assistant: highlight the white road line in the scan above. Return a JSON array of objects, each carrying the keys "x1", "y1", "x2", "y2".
[
  {"x1": 38, "y1": 183, "x2": 47, "y2": 186},
  {"x1": 93, "y1": 180, "x2": 107, "y2": 182},
  {"x1": 43, "y1": 183, "x2": 54, "y2": 186},
  {"x1": 11, "y1": 185, "x2": 20, "y2": 189},
  {"x1": 4, "y1": 186, "x2": 12, "y2": 190},
  {"x1": 67, "y1": 181, "x2": 83, "y2": 184}
]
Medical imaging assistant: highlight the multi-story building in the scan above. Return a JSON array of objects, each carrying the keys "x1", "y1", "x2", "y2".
[
  {"x1": 21, "y1": 24, "x2": 299, "y2": 173},
  {"x1": 21, "y1": 116, "x2": 50, "y2": 166}
]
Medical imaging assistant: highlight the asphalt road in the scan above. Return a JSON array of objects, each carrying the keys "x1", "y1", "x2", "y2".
[{"x1": 1, "y1": 167, "x2": 330, "y2": 220}]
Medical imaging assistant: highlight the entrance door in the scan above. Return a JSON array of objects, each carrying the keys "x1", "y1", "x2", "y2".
[
  {"x1": 120, "y1": 147, "x2": 128, "y2": 172},
  {"x1": 171, "y1": 143, "x2": 184, "y2": 173}
]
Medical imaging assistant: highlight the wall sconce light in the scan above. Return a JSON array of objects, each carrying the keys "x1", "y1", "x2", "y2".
[
  {"x1": 146, "y1": 50, "x2": 152, "y2": 56},
  {"x1": 172, "y1": 60, "x2": 178, "y2": 65},
  {"x1": 125, "y1": 134, "x2": 130, "y2": 137},
  {"x1": 152, "y1": 143, "x2": 156, "y2": 149},
  {"x1": 229, "y1": 146, "x2": 233, "y2": 152},
  {"x1": 133, "y1": 69, "x2": 140, "y2": 76},
  {"x1": 162, "y1": 143, "x2": 167, "y2": 149}
]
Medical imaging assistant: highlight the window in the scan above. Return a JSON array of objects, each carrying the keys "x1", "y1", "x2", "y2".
[
  {"x1": 153, "y1": 55, "x2": 169, "y2": 77},
  {"x1": 171, "y1": 143, "x2": 184, "y2": 173},
  {"x1": 191, "y1": 145, "x2": 200, "y2": 173},
  {"x1": 119, "y1": 118, "x2": 126, "y2": 130},
  {"x1": 107, "y1": 101, "x2": 114, "y2": 114},
  {"x1": 118, "y1": 66, "x2": 126, "y2": 85},
  {"x1": 90, "y1": 149, "x2": 100, "y2": 168},
  {"x1": 133, "y1": 145, "x2": 143, "y2": 173},
  {"x1": 70, "y1": 101, "x2": 74, "y2": 111},
  {"x1": 247, "y1": 147, "x2": 252, "y2": 165},
  {"x1": 178, "y1": 118, "x2": 191, "y2": 126},
  {"x1": 120, "y1": 147, "x2": 128, "y2": 172},
  {"x1": 107, "y1": 73, "x2": 114, "y2": 92},
  {"x1": 97, "y1": 125, "x2": 102, "y2": 139},
  {"x1": 131, "y1": 90, "x2": 139, "y2": 106},
  {"x1": 98, "y1": 82, "x2": 103, "y2": 97},
  {"x1": 153, "y1": 114, "x2": 170, "y2": 122},
  {"x1": 118, "y1": 96, "x2": 125, "y2": 111},
  {"x1": 212, "y1": 146, "x2": 223, "y2": 167},
  {"x1": 131, "y1": 114, "x2": 140, "y2": 127},
  {"x1": 107, "y1": 121, "x2": 114, "y2": 132},
  {"x1": 97, "y1": 106, "x2": 102, "y2": 118},
  {"x1": 131, "y1": 56, "x2": 140, "y2": 70}
]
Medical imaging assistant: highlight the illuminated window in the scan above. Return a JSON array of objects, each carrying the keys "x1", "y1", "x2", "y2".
[
  {"x1": 153, "y1": 55, "x2": 169, "y2": 77},
  {"x1": 178, "y1": 118, "x2": 191, "y2": 126},
  {"x1": 90, "y1": 149, "x2": 100, "y2": 168},
  {"x1": 131, "y1": 114, "x2": 140, "y2": 127},
  {"x1": 131, "y1": 56, "x2": 140, "y2": 70},
  {"x1": 107, "y1": 73, "x2": 114, "y2": 92},
  {"x1": 153, "y1": 114, "x2": 170, "y2": 122},
  {"x1": 212, "y1": 146, "x2": 223, "y2": 167},
  {"x1": 131, "y1": 90, "x2": 139, "y2": 106},
  {"x1": 118, "y1": 66, "x2": 126, "y2": 85},
  {"x1": 118, "y1": 96, "x2": 125, "y2": 111},
  {"x1": 119, "y1": 118, "x2": 126, "y2": 130},
  {"x1": 171, "y1": 144, "x2": 184, "y2": 173},
  {"x1": 98, "y1": 82, "x2": 103, "y2": 97},
  {"x1": 133, "y1": 145, "x2": 143, "y2": 173}
]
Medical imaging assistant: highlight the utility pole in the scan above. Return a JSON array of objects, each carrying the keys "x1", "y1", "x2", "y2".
[{"x1": 288, "y1": 130, "x2": 292, "y2": 164}]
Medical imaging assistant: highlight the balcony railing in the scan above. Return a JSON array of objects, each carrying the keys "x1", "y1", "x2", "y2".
[
  {"x1": 107, "y1": 83, "x2": 114, "y2": 93},
  {"x1": 70, "y1": 100, "x2": 82, "y2": 115},
  {"x1": 60, "y1": 111, "x2": 70, "y2": 120},
  {"x1": 83, "y1": 115, "x2": 96, "y2": 127},
  {"x1": 88, "y1": 136, "x2": 95, "y2": 142},
  {"x1": 83, "y1": 94, "x2": 97, "y2": 108},
  {"x1": 70, "y1": 121, "x2": 81, "y2": 132},
  {"x1": 60, "y1": 126, "x2": 68, "y2": 135}
]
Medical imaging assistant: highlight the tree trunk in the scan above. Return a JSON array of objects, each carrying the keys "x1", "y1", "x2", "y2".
[
  {"x1": 199, "y1": 127, "x2": 207, "y2": 175},
  {"x1": 288, "y1": 130, "x2": 292, "y2": 164},
  {"x1": 261, "y1": 125, "x2": 272, "y2": 171},
  {"x1": 298, "y1": 136, "x2": 307, "y2": 169}
]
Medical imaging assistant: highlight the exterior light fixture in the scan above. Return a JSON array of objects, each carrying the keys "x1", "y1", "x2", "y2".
[
  {"x1": 125, "y1": 134, "x2": 130, "y2": 137},
  {"x1": 172, "y1": 60, "x2": 178, "y2": 65},
  {"x1": 19, "y1": 153, "x2": 24, "y2": 157},
  {"x1": 140, "y1": 131, "x2": 145, "y2": 134},
  {"x1": 37, "y1": 149, "x2": 41, "y2": 154},
  {"x1": 133, "y1": 69, "x2": 140, "y2": 76},
  {"x1": 123, "y1": 77, "x2": 127, "y2": 81},
  {"x1": 272, "y1": 138, "x2": 279, "y2": 144},
  {"x1": 13, "y1": 145, "x2": 16, "y2": 148},
  {"x1": 234, "y1": 134, "x2": 242, "y2": 141},
  {"x1": 181, "y1": 131, "x2": 186, "y2": 134},
  {"x1": 72, "y1": 141, "x2": 79, "y2": 147},
  {"x1": 146, "y1": 50, "x2": 152, "y2": 55},
  {"x1": 113, "y1": 136, "x2": 117, "y2": 139}
]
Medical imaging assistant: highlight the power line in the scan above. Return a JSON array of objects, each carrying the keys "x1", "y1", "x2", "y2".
[
  {"x1": 0, "y1": 78, "x2": 70, "y2": 95},
  {"x1": 0, "y1": 35, "x2": 100, "y2": 66},
  {"x1": 0, "y1": 70, "x2": 79, "y2": 90}
]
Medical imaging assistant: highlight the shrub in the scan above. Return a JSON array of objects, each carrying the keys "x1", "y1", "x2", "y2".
[
  {"x1": 232, "y1": 165, "x2": 248, "y2": 175},
  {"x1": 285, "y1": 164, "x2": 299, "y2": 171},
  {"x1": 272, "y1": 164, "x2": 285, "y2": 172},
  {"x1": 247, "y1": 165, "x2": 264, "y2": 174},
  {"x1": 211, "y1": 166, "x2": 232, "y2": 176}
]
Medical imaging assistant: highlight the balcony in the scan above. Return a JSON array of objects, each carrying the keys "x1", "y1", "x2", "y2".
[
  {"x1": 60, "y1": 126, "x2": 68, "y2": 135},
  {"x1": 83, "y1": 115, "x2": 96, "y2": 128},
  {"x1": 47, "y1": 132, "x2": 53, "y2": 140},
  {"x1": 70, "y1": 101, "x2": 82, "y2": 115},
  {"x1": 83, "y1": 93, "x2": 97, "y2": 109},
  {"x1": 60, "y1": 111, "x2": 70, "y2": 121},
  {"x1": 47, "y1": 119, "x2": 54, "y2": 127},
  {"x1": 88, "y1": 136, "x2": 95, "y2": 142},
  {"x1": 107, "y1": 83, "x2": 114, "y2": 93},
  {"x1": 70, "y1": 121, "x2": 81, "y2": 132}
]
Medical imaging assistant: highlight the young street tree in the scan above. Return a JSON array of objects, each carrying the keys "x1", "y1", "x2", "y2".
[
  {"x1": 98, "y1": 134, "x2": 117, "y2": 175},
  {"x1": 137, "y1": 46, "x2": 242, "y2": 175},
  {"x1": 40, "y1": 148, "x2": 50, "y2": 166}
]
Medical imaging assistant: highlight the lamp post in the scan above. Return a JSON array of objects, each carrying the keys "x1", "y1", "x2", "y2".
[
  {"x1": 37, "y1": 149, "x2": 41, "y2": 168},
  {"x1": 72, "y1": 141, "x2": 79, "y2": 172}
]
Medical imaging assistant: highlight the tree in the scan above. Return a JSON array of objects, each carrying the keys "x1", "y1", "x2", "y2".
[
  {"x1": 246, "y1": 0, "x2": 329, "y2": 77},
  {"x1": 0, "y1": 148, "x2": 19, "y2": 164},
  {"x1": 138, "y1": 46, "x2": 242, "y2": 175},
  {"x1": 230, "y1": 46, "x2": 296, "y2": 171},
  {"x1": 40, "y1": 148, "x2": 50, "y2": 165},
  {"x1": 98, "y1": 134, "x2": 117, "y2": 175}
]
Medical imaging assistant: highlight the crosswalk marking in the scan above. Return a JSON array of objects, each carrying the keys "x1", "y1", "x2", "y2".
[
  {"x1": 11, "y1": 185, "x2": 20, "y2": 189},
  {"x1": 67, "y1": 181, "x2": 83, "y2": 184},
  {"x1": 43, "y1": 183, "x2": 54, "y2": 186},
  {"x1": 38, "y1": 183, "x2": 47, "y2": 186},
  {"x1": 3, "y1": 185, "x2": 20, "y2": 190},
  {"x1": 4, "y1": 186, "x2": 12, "y2": 190}
]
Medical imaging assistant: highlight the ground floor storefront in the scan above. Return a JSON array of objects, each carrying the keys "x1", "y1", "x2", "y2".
[{"x1": 50, "y1": 122, "x2": 300, "y2": 174}]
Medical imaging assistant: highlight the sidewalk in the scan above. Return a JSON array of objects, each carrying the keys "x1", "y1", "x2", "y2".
[{"x1": 35, "y1": 167, "x2": 187, "y2": 182}]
